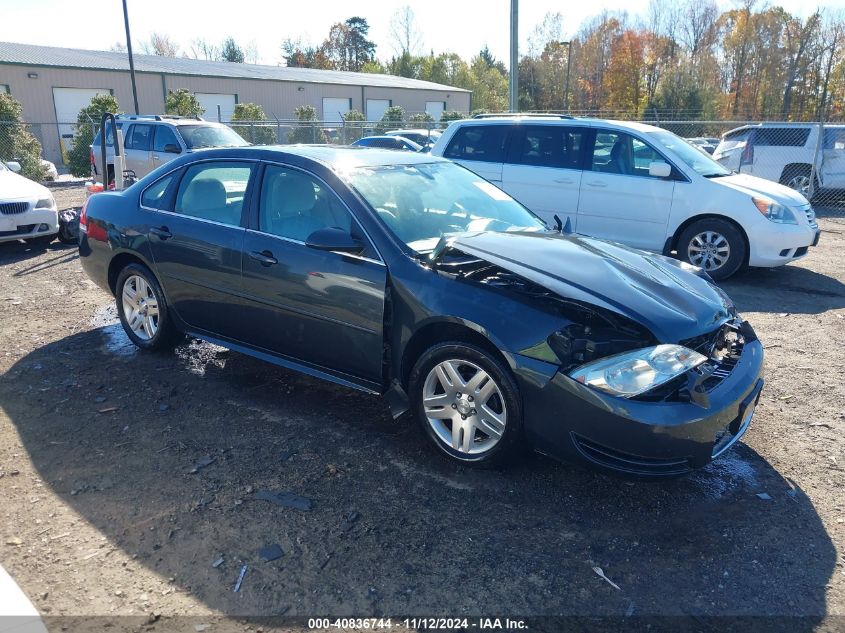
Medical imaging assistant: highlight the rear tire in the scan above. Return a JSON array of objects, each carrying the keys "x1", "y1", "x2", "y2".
[
  {"x1": 780, "y1": 165, "x2": 817, "y2": 200},
  {"x1": 408, "y1": 341, "x2": 523, "y2": 466},
  {"x1": 677, "y1": 218, "x2": 746, "y2": 281},
  {"x1": 115, "y1": 263, "x2": 183, "y2": 351}
]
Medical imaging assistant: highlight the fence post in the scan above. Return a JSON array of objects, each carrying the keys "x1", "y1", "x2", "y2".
[{"x1": 809, "y1": 112, "x2": 825, "y2": 201}]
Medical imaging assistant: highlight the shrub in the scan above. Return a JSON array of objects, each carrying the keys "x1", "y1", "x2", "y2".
[
  {"x1": 340, "y1": 108, "x2": 365, "y2": 143},
  {"x1": 375, "y1": 105, "x2": 405, "y2": 133},
  {"x1": 288, "y1": 105, "x2": 328, "y2": 144},
  {"x1": 66, "y1": 93, "x2": 120, "y2": 178},
  {"x1": 165, "y1": 89, "x2": 204, "y2": 117},
  {"x1": 409, "y1": 112, "x2": 434, "y2": 123},
  {"x1": 440, "y1": 110, "x2": 466, "y2": 125},
  {"x1": 230, "y1": 102, "x2": 276, "y2": 144},
  {"x1": 0, "y1": 93, "x2": 47, "y2": 181}
]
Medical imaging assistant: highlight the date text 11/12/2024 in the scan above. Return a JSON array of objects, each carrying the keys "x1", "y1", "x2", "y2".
[{"x1": 307, "y1": 618, "x2": 528, "y2": 630}]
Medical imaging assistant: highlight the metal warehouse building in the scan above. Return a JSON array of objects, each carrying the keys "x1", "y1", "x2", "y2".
[{"x1": 0, "y1": 41, "x2": 471, "y2": 166}]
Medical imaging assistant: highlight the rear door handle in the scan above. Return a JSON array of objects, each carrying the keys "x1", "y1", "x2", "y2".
[
  {"x1": 150, "y1": 226, "x2": 172, "y2": 240},
  {"x1": 152, "y1": 155, "x2": 160, "y2": 161},
  {"x1": 586, "y1": 180, "x2": 607, "y2": 188},
  {"x1": 553, "y1": 178, "x2": 574, "y2": 184},
  {"x1": 249, "y1": 250, "x2": 278, "y2": 266}
]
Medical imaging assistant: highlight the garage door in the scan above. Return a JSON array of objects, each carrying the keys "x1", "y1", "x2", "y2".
[
  {"x1": 322, "y1": 98, "x2": 352, "y2": 123},
  {"x1": 366, "y1": 99, "x2": 390, "y2": 122},
  {"x1": 195, "y1": 93, "x2": 237, "y2": 122},
  {"x1": 426, "y1": 101, "x2": 446, "y2": 121},
  {"x1": 52, "y1": 87, "x2": 111, "y2": 161}
]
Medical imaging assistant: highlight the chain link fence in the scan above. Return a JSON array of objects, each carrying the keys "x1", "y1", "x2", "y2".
[{"x1": 3, "y1": 116, "x2": 843, "y2": 208}]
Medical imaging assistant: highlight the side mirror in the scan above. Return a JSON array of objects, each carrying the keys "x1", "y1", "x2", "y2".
[
  {"x1": 6, "y1": 161, "x2": 21, "y2": 173},
  {"x1": 648, "y1": 161, "x2": 672, "y2": 178},
  {"x1": 163, "y1": 144, "x2": 182, "y2": 154},
  {"x1": 305, "y1": 227, "x2": 364, "y2": 254}
]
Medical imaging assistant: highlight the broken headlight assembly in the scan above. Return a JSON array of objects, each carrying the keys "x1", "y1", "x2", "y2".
[{"x1": 569, "y1": 344, "x2": 707, "y2": 398}]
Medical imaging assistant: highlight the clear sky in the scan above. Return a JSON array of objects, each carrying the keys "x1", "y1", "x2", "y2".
[{"x1": 1, "y1": 0, "x2": 842, "y2": 66}]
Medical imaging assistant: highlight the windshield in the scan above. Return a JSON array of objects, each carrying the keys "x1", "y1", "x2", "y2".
[
  {"x1": 178, "y1": 125, "x2": 249, "y2": 150},
  {"x1": 648, "y1": 129, "x2": 731, "y2": 177},
  {"x1": 346, "y1": 161, "x2": 546, "y2": 252}
]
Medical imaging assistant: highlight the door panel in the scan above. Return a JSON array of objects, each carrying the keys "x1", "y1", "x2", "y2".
[
  {"x1": 501, "y1": 125, "x2": 586, "y2": 226},
  {"x1": 239, "y1": 165, "x2": 386, "y2": 381},
  {"x1": 576, "y1": 130, "x2": 674, "y2": 251},
  {"x1": 145, "y1": 161, "x2": 254, "y2": 337},
  {"x1": 151, "y1": 126, "x2": 183, "y2": 170},
  {"x1": 123, "y1": 124, "x2": 153, "y2": 177},
  {"x1": 820, "y1": 128, "x2": 845, "y2": 188}
]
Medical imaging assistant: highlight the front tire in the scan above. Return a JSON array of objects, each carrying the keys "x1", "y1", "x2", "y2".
[
  {"x1": 115, "y1": 263, "x2": 182, "y2": 351},
  {"x1": 780, "y1": 165, "x2": 816, "y2": 200},
  {"x1": 408, "y1": 342, "x2": 523, "y2": 466},
  {"x1": 677, "y1": 218, "x2": 746, "y2": 281}
]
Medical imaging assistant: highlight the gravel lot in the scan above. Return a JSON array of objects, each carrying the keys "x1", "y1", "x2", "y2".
[{"x1": 0, "y1": 186, "x2": 844, "y2": 631}]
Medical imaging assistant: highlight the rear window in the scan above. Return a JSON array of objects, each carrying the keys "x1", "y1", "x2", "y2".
[
  {"x1": 92, "y1": 122, "x2": 125, "y2": 148},
  {"x1": 444, "y1": 125, "x2": 508, "y2": 163},
  {"x1": 177, "y1": 125, "x2": 249, "y2": 150},
  {"x1": 752, "y1": 127, "x2": 810, "y2": 147}
]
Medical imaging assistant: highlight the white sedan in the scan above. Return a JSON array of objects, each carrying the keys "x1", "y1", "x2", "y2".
[{"x1": 0, "y1": 161, "x2": 59, "y2": 246}]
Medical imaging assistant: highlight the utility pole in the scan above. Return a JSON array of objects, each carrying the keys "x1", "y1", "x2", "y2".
[
  {"x1": 509, "y1": 0, "x2": 518, "y2": 112},
  {"x1": 122, "y1": 0, "x2": 140, "y2": 115},
  {"x1": 560, "y1": 41, "x2": 572, "y2": 112}
]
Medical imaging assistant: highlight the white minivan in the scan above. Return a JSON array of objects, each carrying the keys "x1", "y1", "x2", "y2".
[{"x1": 431, "y1": 115, "x2": 820, "y2": 280}]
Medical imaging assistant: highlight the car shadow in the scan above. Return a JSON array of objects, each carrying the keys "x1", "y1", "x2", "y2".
[
  {"x1": 723, "y1": 264, "x2": 845, "y2": 314},
  {"x1": 0, "y1": 325, "x2": 837, "y2": 624},
  {"x1": 0, "y1": 240, "x2": 76, "y2": 267}
]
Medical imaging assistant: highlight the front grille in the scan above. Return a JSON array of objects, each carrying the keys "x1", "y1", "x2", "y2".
[
  {"x1": 572, "y1": 434, "x2": 692, "y2": 476},
  {"x1": 0, "y1": 202, "x2": 29, "y2": 215},
  {"x1": 799, "y1": 204, "x2": 817, "y2": 228}
]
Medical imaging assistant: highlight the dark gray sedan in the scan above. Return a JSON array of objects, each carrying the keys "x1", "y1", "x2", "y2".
[{"x1": 78, "y1": 146, "x2": 764, "y2": 475}]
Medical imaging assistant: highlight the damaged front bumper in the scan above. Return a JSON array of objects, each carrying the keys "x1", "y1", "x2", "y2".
[{"x1": 515, "y1": 336, "x2": 765, "y2": 476}]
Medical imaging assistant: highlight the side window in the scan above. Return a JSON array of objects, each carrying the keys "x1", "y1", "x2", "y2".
[
  {"x1": 515, "y1": 126, "x2": 585, "y2": 169},
  {"x1": 141, "y1": 174, "x2": 175, "y2": 210},
  {"x1": 753, "y1": 128, "x2": 810, "y2": 147},
  {"x1": 126, "y1": 124, "x2": 152, "y2": 151},
  {"x1": 823, "y1": 129, "x2": 845, "y2": 150},
  {"x1": 444, "y1": 125, "x2": 508, "y2": 163},
  {"x1": 590, "y1": 131, "x2": 664, "y2": 178},
  {"x1": 259, "y1": 165, "x2": 352, "y2": 242},
  {"x1": 174, "y1": 162, "x2": 252, "y2": 226},
  {"x1": 154, "y1": 126, "x2": 180, "y2": 152}
]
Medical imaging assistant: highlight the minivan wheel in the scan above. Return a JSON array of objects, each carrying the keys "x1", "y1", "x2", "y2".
[
  {"x1": 409, "y1": 342, "x2": 523, "y2": 466},
  {"x1": 678, "y1": 218, "x2": 746, "y2": 281},
  {"x1": 115, "y1": 263, "x2": 182, "y2": 351}
]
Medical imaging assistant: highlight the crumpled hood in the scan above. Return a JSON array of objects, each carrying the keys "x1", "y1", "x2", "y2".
[
  {"x1": 0, "y1": 170, "x2": 49, "y2": 201},
  {"x1": 714, "y1": 173, "x2": 809, "y2": 207},
  {"x1": 440, "y1": 230, "x2": 735, "y2": 342}
]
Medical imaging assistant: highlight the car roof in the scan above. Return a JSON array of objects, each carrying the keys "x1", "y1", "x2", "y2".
[
  {"x1": 386, "y1": 128, "x2": 441, "y2": 134},
  {"x1": 185, "y1": 144, "x2": 445, "y2": 168},
  {"x1": 447, "y1": 116, "x2": 666, "y2": 134}
]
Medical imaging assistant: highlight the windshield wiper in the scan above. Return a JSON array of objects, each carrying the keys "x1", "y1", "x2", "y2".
[{"x1": 702, "y1": 173, "x2": 729, "y2": 178}]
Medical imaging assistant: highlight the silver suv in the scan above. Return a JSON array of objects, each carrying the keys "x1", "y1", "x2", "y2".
[{"x1": 90, "y1": 115, "x2": 249, "y2": 181}]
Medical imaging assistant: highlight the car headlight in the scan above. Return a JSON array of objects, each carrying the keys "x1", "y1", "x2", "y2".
[
  {"x1": 753, "y1": 197, "x2": 797, "y2": 224},
  {"x1": 569, "y1": 344, "x2": 707, "y2": 398},
  {"x1": 35, "y1": 195, "x2": 55, "y2": 209}
]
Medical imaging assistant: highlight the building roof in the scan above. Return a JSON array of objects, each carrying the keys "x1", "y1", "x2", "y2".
[{"x1": 0, "y1": 41, "x2": 470, "y2": 92}]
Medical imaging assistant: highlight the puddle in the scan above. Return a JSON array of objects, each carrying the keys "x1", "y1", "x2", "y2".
[
  {"x1": 91, "y1": 304, "x2": 137, "y2": 358},
  {"x1": 176, "y1": 339, "x2": 228, "y2": 376},
  {"x1": 689, "y1": 449, "x2": 759, "y2": 499}
]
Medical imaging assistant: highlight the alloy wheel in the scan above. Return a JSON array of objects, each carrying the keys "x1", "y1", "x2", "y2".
[
  {"x1": 786, "y1": 174, "x2": 811, "y2": 197},
  {"x1": 422, "y1": 359, "x2": 507, "y2": 455},
  {"x1": 121, "y1": 275, "x2": 160, "y2": 341},
  {"x1": 687, "y1": 231, "x2": 731, "y2": 272}
]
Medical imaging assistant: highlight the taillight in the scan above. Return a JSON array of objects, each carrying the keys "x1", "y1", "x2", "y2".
[{"x1": 79, "y1": 199, "x2": 88, "y2": 233}]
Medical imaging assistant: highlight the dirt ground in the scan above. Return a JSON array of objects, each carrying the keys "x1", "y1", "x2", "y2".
[{"x1": 0, "y1": 185, "x2": 844, "y2": 632}]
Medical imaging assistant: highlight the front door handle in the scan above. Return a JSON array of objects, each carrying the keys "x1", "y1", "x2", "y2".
[
  {"x1": 586, "y1": 180, "x2": 608, "y2": 188},
  {"x1": 553, "y1": 178, "x2": 574, "y2": 184},
  {"x1": 249, "y1": 250, "x2": 278, "y2": 266},
  {"x1": 150, "y1": 226, "x2": 172, "y2": 240},
  {"x1": 152, "y1": 155, "x2": 160, "y2": 161}
]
